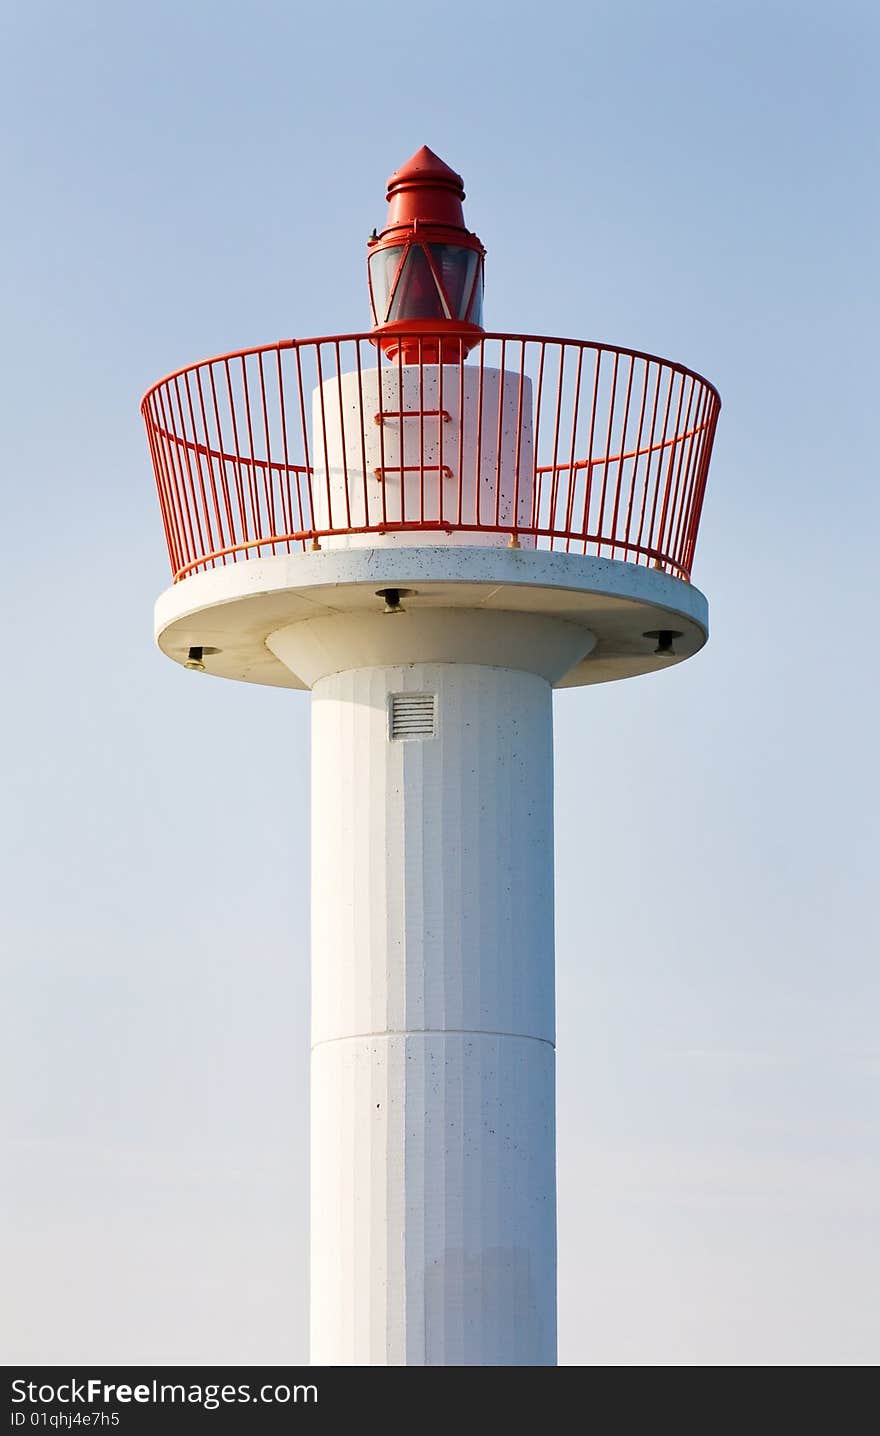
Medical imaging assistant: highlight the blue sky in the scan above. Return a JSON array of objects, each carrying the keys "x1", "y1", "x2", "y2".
[{"x1": 1, "y1": 0, "x2": 877, "y2": 1365}]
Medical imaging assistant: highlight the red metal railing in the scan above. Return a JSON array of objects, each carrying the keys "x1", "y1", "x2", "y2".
[{"x1": 141, "y1": 332, "x2": 720, "y2": 583}]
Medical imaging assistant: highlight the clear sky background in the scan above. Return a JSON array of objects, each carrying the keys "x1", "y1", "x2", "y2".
[{"x1": 1, "y1": 0, "x2": 877, "y2": 1367}]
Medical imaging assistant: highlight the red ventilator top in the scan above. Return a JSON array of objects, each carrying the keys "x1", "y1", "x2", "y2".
[{"x1": 383, "y1": 146, "x2": 468, "y2": 233}]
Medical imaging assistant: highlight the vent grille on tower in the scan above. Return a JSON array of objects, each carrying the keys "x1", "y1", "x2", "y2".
[{"x1": 389, "y1": 693, "x2": 436, "y2": 740}]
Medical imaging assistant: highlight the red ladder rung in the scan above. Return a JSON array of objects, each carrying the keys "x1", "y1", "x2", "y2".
[
  {"x1": 373, "y1": 464, "x2": 453, "y2": 480},
  {"x1": 373, "y1": 409, "x2": 451, "y2": 425}
]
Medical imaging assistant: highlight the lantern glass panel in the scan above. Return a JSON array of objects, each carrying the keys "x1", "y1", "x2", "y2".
[
  {"x1": 369, "y1": 245, "x2": 405, "y2": 323},
  {"x1": 428, "y1": 245, "x2": 481, "y2": 322},
  {"x1": 387, "y1": 245, "x2": 447, "y2": 321}
]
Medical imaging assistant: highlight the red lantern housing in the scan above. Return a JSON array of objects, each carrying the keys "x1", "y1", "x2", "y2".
[{"x1": 368, "y1": 146, "x2": 486, "y2": 363}]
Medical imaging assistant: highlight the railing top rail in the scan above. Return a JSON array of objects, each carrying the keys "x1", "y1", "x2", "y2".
[{"x1": 141, "y1": 332, "x2": 721, "y2": 413}]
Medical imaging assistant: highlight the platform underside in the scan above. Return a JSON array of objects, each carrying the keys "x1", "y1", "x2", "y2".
[{"x1": 154, "y1": 546, "x2": 709, "y2": 690}]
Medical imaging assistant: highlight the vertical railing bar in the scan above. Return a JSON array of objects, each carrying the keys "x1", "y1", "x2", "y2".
[
  {"x1": 257, "y1": 351, "x2": 278, "y2": 555},
  {"x1": 494, "y1": 337, "x2": 506, "y2": 531},
  {"x1": 171, "y1": 374, "x2": 208, "y2": 563},
  {"x1": 354, "y1": 340, "x2": 371, "y2": 535},
  {"x1": 239, "y1": 354, "x2": 263, "y2": 553},
  {"x1": 220, "y1": 359, "x2": 249, "y2": 544},
  {"x1": 666, "y1": 374, "x2": 697, "y2": 567},
  {"x1": 644, "y1": 365, "x2": 676, "y2": 567},
  {"x1": 274, "y1": 347, "x2": 296, "y2": 549},
  {"x1": 634, "y1": 361, "x2": 663, "y2": 561},
  {"x1": 620, "y1": 359, "x2": 650, "y2": 565},
  {"x1": 578, "y1": 347, "x2": 601, "y2": 556},
  {"x1": 438, "y1": 344, "x2": 445, "y2": 527},
  {"x1": 547, "y1": 345, "x2": 566, "y2": 550},
  {"x1": 456, "y1": 335, "x2": 465, "y2": 527},
  {"x1": 144, "y1": 398, "x2": 182, "y2": 578},
  {"x1": 512, "y1": 339, "x2": 527, "y2": 540},
  {"x1": 563, "y1": 344, "x2": 584, "y2": 551},
  {"x1": 532, "y1": 342, "x2": 547, "y2": 546},
  {"x1": 155, "y1": 384, "x2": 196, "y2": 572},
  {"x1": 314, "y1": 343, "x2": 334, "y2": 535},
  {"x1": 663, "y1": 373, "x2": 697, "y2": 568},
  {"x1": 293, "y1": 343, "x2": 314, "y2": 543},
  {"x1": 678, "y1": 388, "x2": 715, "y2": 577},
  {"x1": 418, "y1": 335, "x2": 426, "y2": 523},
  {"x1": 475, "y1": 337, "x2": 485, "y2": 526},
  {"x1": 608, "y1": 354, "x2": 635, "y2": 561},
  {"x1": 143, "y1": 405, "x2": 176, "y2": 575},
  {"x1": 291, "y1": 341, "x2": 312, "y2": 542},
  {"x1": 682, "y1": 397, "x2": 719, "y2": 577},
  {"x1": 396, "y1": 343, "x2": 405, "y2": 526},
  {"x1": 596, "y1": 349, "x2": 620, "y2": 559},
  {"x1": 184, "y1": 369, "x2": 223, "y2": 562},
  {"x1": 197, "y1": 365, "x2": 235, "y2": 557},
  {"x1": 671, "y1": 381, "x2": 707, "y2": 572},
  {"x1": 653, "y1": 370, "x2": 687, "y2": 569},
  {"x1": 151, "y1": 387, "x2": 188, "y2": 571},
  {"x1": 375, "y1": 342, "x2": 388, "y2": 528},
  {"x1": 334, "y1": 340, "x2": 352, "y2": 531}
]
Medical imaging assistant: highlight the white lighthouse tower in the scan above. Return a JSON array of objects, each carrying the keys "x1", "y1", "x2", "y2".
[{"x1": 141, "y1": 146, "x2": 720, "y2": 1367}]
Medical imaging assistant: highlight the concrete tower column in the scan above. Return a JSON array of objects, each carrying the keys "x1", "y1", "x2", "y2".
[{"x1": 309, "y1": 659, "x2": 556, "y2": 1366}]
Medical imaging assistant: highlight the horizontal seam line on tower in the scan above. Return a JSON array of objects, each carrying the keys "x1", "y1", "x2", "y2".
[{"x1": 311, "y1": 1028, "x2": 556, "y2": 1051}]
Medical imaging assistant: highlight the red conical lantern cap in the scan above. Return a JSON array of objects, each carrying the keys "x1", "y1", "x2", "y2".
[{"x1": 384, "y1": 146, "x2": 467, "y2": 234}]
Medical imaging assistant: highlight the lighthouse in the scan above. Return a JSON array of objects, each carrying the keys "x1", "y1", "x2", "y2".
[{"x1": 141, "y1": 146, "x2": 721, "y2": 1366}]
